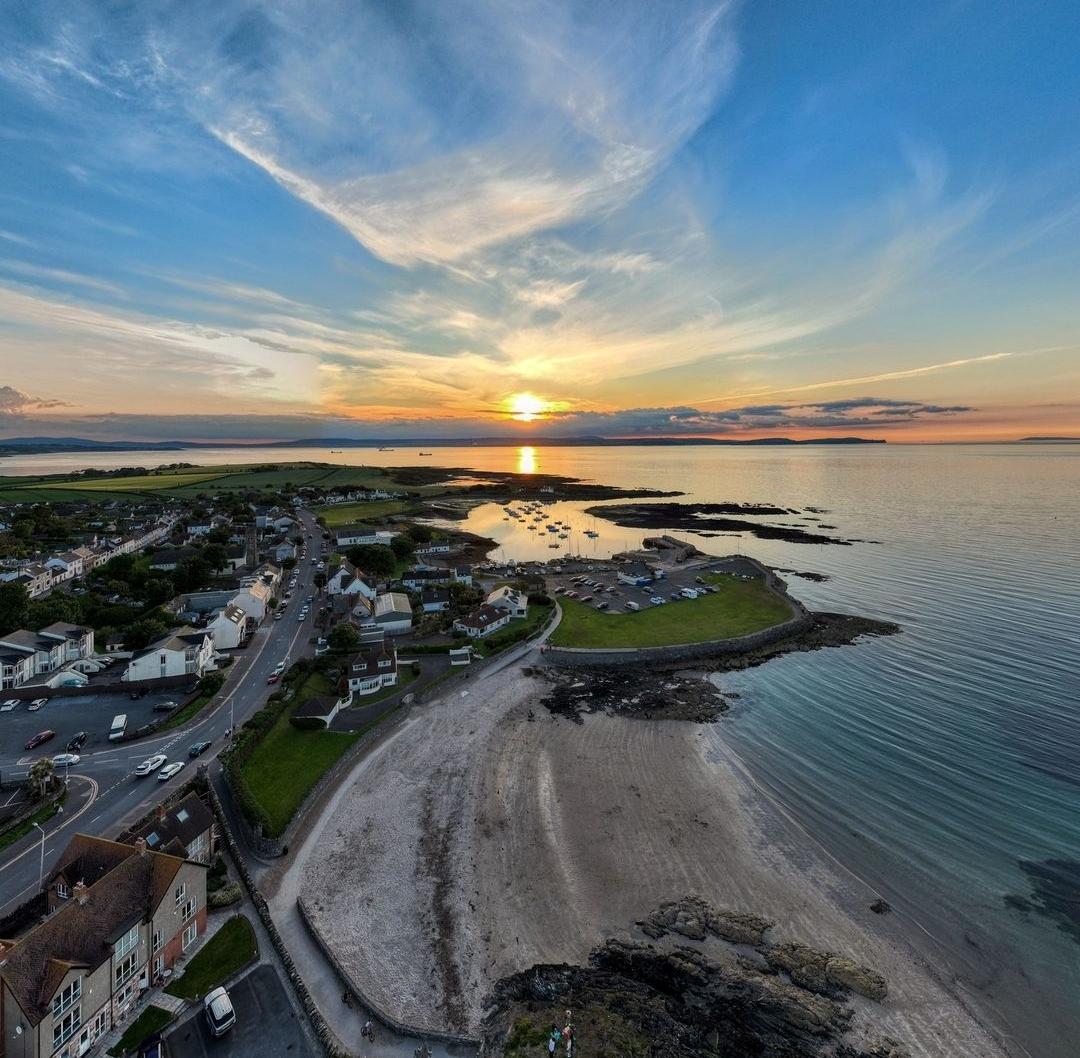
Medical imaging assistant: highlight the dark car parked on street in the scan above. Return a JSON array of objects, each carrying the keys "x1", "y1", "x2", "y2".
[
  {"x1": 67, "y1": 731, "x2": 88, "y2": 752},
  {"x1": 188, "y1": 740, "x2": 212, "y2": 758}
]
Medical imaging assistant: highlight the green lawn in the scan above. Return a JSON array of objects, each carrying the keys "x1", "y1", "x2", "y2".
[
  {"x1": 239, "y1": 673, "x2": 362, "y2": 836},
  {"x1": 318, "y1": 499, "x2": 408, "y2": 526},
  {"x1": 107, "y1": 1005, "x2": 175, "y2": 1056},
  {"x1": 165, "y1": 915, "x2": 258, "y2": 1001},
  {"x1": 39, "y1": 471, "x2": 226, "y2": 492},
  {"x1": 549, "y1": 573, "x2": 793, "y2": 649},
  {"x1": 473, "y1": 602, "x2": 553, "y2": 656}
]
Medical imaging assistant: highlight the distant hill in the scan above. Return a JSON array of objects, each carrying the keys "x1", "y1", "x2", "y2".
[
  {"x1": 0, "y1": 436, "x2": 190, "y2": 455},
  {"x1": 1017, "y1": 436, "x2": 1080, "y2": 443}
]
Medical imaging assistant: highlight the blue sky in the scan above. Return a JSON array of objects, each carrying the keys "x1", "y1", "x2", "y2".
[{"x1": 0, "y1": 0, "x2": 1077, "y2": 441}]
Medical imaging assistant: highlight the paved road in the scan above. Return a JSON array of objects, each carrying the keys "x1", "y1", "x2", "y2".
[
  {"x1": 0, "y1": 512, "x2": 325, "y2": 916},
  {"x1": 165, "y1": 964, "x2": 314, "y2": 1058}
]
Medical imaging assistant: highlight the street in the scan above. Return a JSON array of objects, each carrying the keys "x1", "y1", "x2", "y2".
[{"x1": 0, "y1": 512, "x2": 324, "y2": 917}]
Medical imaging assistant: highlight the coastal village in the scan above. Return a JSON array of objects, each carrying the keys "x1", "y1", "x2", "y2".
[{"x1": 0, "y1": 462, "x2": 999, "y2": 1058}]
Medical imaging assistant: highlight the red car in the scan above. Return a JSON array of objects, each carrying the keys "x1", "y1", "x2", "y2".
[
  {"x1": 266, "y1": 673, "x2": 280, "y2": 685},
  {"x1": 25, "y1": 730, "x2": 56, "y2": 751}
]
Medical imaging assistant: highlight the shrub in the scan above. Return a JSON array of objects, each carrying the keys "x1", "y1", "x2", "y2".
[
  {"x1": 289, "y1": 715, "x2": 326, "y2": 732},
  {"x1": 208, "y1": 883, "x2": 242, "y2": 908}
]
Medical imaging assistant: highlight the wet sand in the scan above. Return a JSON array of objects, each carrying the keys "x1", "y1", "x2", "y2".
[{"x1": 298, "y1": 662, "x2": 1013, "y2": 1056}]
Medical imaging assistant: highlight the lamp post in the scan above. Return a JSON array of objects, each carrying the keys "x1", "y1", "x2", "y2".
[{"x1": 33, "y1": 821, "x2": 45, "y2": 893}]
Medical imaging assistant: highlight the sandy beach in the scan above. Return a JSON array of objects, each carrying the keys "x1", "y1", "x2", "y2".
[{"x1": 293, "y1": 661, "x2": 1013, "y2": 1057}]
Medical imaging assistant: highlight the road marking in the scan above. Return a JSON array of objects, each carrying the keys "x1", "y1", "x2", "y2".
[{"x1": 0, "y1": 774, "x2": 99, "y2": 877}]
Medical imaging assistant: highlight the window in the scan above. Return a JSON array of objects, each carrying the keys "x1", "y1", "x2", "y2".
[
  {"x1": 114, "y1": 950, "x2": 138, "y2": 988},
  {"x1": 152, "y1": 929, "x2": 163, "y2": 954},
  {"x1": 182, "y1": 922, "x2": 197, "y2": 950},
  {"x1": 52, "y1": 1005, "x2": 81, "y2": 1050},
  {"x1": 52, "y1": 978, "x2": 81, "y2": 1018},
  {"x1": 181, "y1": 895, "x2": 197, "y2": 921},
  {"x1": 115, "y1": 923, "x2": 139, "y2": 959},
  {"x1": 378, "y1": 659, "x2": 391, "y2": 669},
  {"x1": 174, "y1": 883, "x2": 186, "y2": 907},
  {"x1": 56, "y1": 881, "x2": 68, "y2": 899}
]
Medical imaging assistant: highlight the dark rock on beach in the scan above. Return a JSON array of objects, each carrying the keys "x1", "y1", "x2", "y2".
[
  {"x1": 537, "y1": 670, "x2": 730, "y2": 723},
  {"x1": 584, "y1": 502, "x2": 852, "y2": 545},
  {"x1": 638, "y1": 897, "x2": 773, "y2": 946}
]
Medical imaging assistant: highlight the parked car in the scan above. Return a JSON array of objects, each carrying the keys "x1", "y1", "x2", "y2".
[
  {"x1": 1, "y1": 699, "x2": 19, "y2": 712},
  {"x1": 51, "y1": 753, "x2": 81, "y2": 767},
  {"x1": 67, "y1": 732, "x2": 88, "y2": 752},
  {"x1": 152, "y1": 700, "x2": 178, "y2": 713},
  {"x1": 25, "y1": 730, "x2": 56, "y2": 751},
  {"x1": 158, "y1": 761, "x2": 184, "y2": 781},
  {"x1": 28, "y1": 698, "x2": 48, "y2": 712},
  {"x1": 266, "y1": 673, "x2": 280, "y2": 684},
  {"x1": 650, "y1": 596, "x2": 666, "y2": 605},
  {"x1": 273, "y1": 611, "x2": 284, "y2": 621},
  {"x1": 204, "y1": 987, "x2": 236, "y2": 1038},
  {"x1": 134, "y1": 754, "x2": 168, "y2": 777},
  {"x1": 188, "y1": 740, "x2": 212, "y2": 758},
  {"x1": 273, "y1": 661, "x2": 286, "y2": 675}
]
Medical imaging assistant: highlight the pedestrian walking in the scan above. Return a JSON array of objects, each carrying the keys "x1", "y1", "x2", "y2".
[
  {"x1": 563, "y1": 1023, "x2": 573, "y2": 1058},
  {"x1": 548, "y1": 1025, "x2": 561, "y2": 1056}
]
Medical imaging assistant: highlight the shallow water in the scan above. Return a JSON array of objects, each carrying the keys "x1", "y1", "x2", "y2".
[{"x1": 5, "y1": 442, "x2": 1079, "y2": 1054}]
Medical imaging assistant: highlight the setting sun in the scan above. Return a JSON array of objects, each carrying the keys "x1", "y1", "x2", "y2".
[{"x1": 508, "y1": 392, "x2": 547, "y2": 422}]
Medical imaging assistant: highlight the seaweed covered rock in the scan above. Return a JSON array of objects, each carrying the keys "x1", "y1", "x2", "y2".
[{"x1": 637, "y1": 897, "x2": 773, "y2": 946}]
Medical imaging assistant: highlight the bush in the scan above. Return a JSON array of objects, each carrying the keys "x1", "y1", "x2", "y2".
[
  {"x1": 528, "y1": 593, "x2": 553, "y2": 607},
  {"x1": 208, "y1": 883, "x2": 242, "y2": 908},
  {"x1": 289, "y1": 715, "x2": 326, "y2": 731}
]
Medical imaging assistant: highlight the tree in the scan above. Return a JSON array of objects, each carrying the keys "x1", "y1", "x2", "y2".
[
  {"x1": 174, "y1": 556, "x2": 212, "y2": 592},
  {"x1": 28, "y1": 758, "x2": 55, "y2": 800},
  {"x1": 346, "y1": 544, "x2": 396, "y2": 577},
  {"x1": 198, "y1": 671, "x2": 226, "y2": 696},
  {"x1": 125, "y1": 617, "x2": 169, "y2": 651},
  {"x1": 281, "y1": 556, "x2": 297, "y2": 571},
  {"x1": 143, "y1": 576, "x2": 176, "y2": 606},
  {"x1": 405, "y1": 524, "x2": 433, "y2": 544},
  {"x1": 201, "y1": 543, "x2": 227, "y2": 573},
  {"x1": 328, "y1": 623, "x2": 360, "y2": 652},
  {"x1": 0, "y1": 581, "x2": 31, "y2": 635},
  {"x1": 390, "y1": 535, "x2": 415, "y2": 560},
  {"x1": 313, "y1": 571, "x2": 327, "y2": 591}
]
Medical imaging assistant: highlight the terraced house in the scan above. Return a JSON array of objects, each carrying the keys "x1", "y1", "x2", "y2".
[{"x1": 0, "y1": 834, "x2": 207, "y2": 1058}]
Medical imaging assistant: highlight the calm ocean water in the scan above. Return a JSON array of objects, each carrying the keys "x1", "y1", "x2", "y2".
[{"x1": 6, "y1": 443, "x2": 1079, "y2": 1053}]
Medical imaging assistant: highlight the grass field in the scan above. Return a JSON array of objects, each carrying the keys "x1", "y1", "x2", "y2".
[
  {"x1": 39, "y1": 471, "x2": 226, "y2": 492},
  {"x1": 165, "y1": 915, "x2": 258, "y2": 1001},
  {"x1": 240, "y1": 672, "x2": 362, "y2": 836},
  {"x1": 549, "y1": 574, "x2": 792, "y2": 649},
  {"x1": 107, "y1": 1005, "x2": 175, "y2": 1056},
  {"x1": 318, "y1": 499, "x2": 409, "y2": 526}
]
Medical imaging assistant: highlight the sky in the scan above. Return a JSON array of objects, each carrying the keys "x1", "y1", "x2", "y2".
[{"x1": 0, "y1": 0, "x2": 1078, "y2": 444}]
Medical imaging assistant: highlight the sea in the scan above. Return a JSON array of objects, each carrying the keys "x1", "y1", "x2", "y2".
[{"x1": 4, "y1": 442, "x2": 1079, "y2": 1056}]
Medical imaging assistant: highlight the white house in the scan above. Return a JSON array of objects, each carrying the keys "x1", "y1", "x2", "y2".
[
  {"x1": 326, "y1": 560, "x2": 378, "y2": 600},
  {"x1": 44, "y1": 551, "x2": 84, "y2": 583},
  {"x1": 454, "y1": 604, "x2": 511, "y2": 639},
  {"x1": 420, "y1": 588, "x2": 450, "y2": 613},
  {"x1": 345, "y1": 643, "x2": 399, "y2": 696},
  {"x1": 206, "y1": 603, "x2": 250, "y2": 650},
  {"x1": 453, "y1": 565, "x2": 473, "y2": 586},
  {"x1": 486, "y1": 585, "x2": 528, "y2": 618},
  {"x1": 402, "y1": 567, "x2": 451, "y2": 591},
  {"x1": 39, "y1": 622, "x2": 95, "y2": 662},
  {"x1": 0, "y1": 630, "x2": 65, "y2": 677},
  {"x1": 335, "y1": 525, "x2": 398, "y2": 548},
  {"x1": 124, "y1": 628, "x2": 215, "y2": 682},
  {"x1": 230, "y1": 579, "x2": 273, "y2": 623},
  {"x1": 415, "y1": 539, "x2": 451, "y2": 558}
]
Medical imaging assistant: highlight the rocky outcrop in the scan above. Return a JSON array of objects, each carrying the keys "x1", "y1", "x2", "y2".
[
  {"x1": 765, "y1": 943, "x2": 888, "y2": 1002},
  {"x1": 638, "y1": 897, "x2": 773, "y2": 945},
  {"x1": 483, "y1": 937, "x2": 904, "y2": 1058}
]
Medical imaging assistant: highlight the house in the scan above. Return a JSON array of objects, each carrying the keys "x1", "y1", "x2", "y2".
[
  {"x1": 0, "y1": 649, "x2": 34, "y2": 691},
  {"x1": 230, "y1": 579, "x2": 273, "y2": 624},
  {"x1": 325, "y1": 560, "x2": 378, "y2": 600},
  {"x1": 486, "y1": 585, "x2": 529, "y2": 618},
  {"x1": 370, "y1": 592, "x2": 413, "y2": 634},
  {"x1": 454, "y1": 605, "x2": 511, "y2": 639},
  {"x1": 401, "y1": 567, "x2": 451, "y2": 591},
  {"x1": 123, "y1": 628, "x2": 214, "y2": 683},
  {"x1": 0, "y1": 563, "x2": 53, "y2": 599},
  {"x1": 335, "y1": 525, "x2": 398, "y2": 549},
  {"x1": 251, "y1": 504, "x2": 281, "y2": 529},
  {"x1": 271, "y1": 539, "x2": 297, "y2": 564},
  {"x1": 39, "y1": 622, "x2": 95, "y2": 662},
  {"x1": 452, "y1": 565, "x2": 473, "y2": 586},
  {"x1": 415, "y1": 539, "x2": 451, "y2": 558},
  {"x1": 126, "y1": 794, "x2": 216, "y2": 864},
  {"x1": 44, "y1": 551, "x2": 84, "y2": 583},
  {"x1": 0, "y1": 630, "x2": 65, "y2": 678},
  {"x1": 345, "y1": 642, "x2": 399, "y2": 696},
  {"x1": 420, "y1": 588, "x2": 450, "y2": 613},
  {"x1": 293, "y1": 695, "x2": 348, "y2": 729},
  {"x1": 617, "y1": 560, "x2": 656, "y2": 586},
  {"x1": 205, "y1": 603, "x2": 250, "y2": 650},
  {"x1": 222, "y1": 544, "x2": 248, "y2": 571},
  {"x1": 147, "y1": 547, "x2": 195, "y2": 572},
  {"x1": 0, "y1": 833, "x2": 207, "y2": 1058}
]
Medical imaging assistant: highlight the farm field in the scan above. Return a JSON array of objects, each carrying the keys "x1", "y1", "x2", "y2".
[
  {"x1": 549, "y1": 573, "x2": 793, "y2": 649},
  {"x1": 317, "y1": 499, "x2": 409, "y2": 526}
]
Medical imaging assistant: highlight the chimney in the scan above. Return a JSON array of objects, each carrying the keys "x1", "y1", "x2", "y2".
[
  {"x1": 135, "y1": 838, "x2": 147, "y2": 856},
  {"x1": 73, "y1": 881, "x2": 89, "y2": 906}
]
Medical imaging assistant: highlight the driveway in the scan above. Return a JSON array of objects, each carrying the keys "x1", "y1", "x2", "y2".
[{"x1": 165, "y1": 964, "x2": 314, "y2": 1058}]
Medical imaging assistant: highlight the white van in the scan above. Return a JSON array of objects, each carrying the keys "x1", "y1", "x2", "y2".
[
  {"x1": 626, "y1": 600, "x2": 641, "y2": 612},
  {"x1": 680, "y1": 588, "x2": 699, "y2": 599},
  {"x1": 108, "y1": 714, "x2": 128, "y2": 741}
]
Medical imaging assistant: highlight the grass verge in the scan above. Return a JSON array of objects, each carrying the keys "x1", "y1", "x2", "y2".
[
  {"x1": 107, "y1": 1005, "x2": 175, "y2": 1056},
  {"x1": 0, "y1": 790, "x2": 67, "y2": 853},
  {"x1": 548, "y1": 573, "x2": 792, "y2": 649},
  {"x1": 165, "y1": 915, "x2": 258, "y2": 1001}
]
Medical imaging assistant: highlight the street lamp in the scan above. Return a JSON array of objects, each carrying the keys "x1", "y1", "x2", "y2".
[{"x1": 32, "y1": 822, "x2": 46, "y2": 893}]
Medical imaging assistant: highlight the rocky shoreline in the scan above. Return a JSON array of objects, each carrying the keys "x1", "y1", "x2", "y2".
[{"x1": 482, "y1": 898, "x2": 905, "y2": 1058}]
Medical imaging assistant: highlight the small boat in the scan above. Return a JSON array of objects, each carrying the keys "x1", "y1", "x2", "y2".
[
  {"x1": 419, "y1": 451, "x2": 432, "y2": 456},
  {"x1": 548, "y1": 543, "x2": 560, "y2": 549},
  {"x1": 584, "y1": 529, "x2": 599, "y2": 538},
  {"x1": 378, "y1": 447, "x2": 394, "y2": 451}
]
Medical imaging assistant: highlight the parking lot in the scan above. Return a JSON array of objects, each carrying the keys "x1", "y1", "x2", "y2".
[
  {"x1": 545, "y1": 555, "x2": 765, "y2": 615},
  {"x1": 1, "y1": 687, "x2": 187, "y2": 760},
  {"x1": 165, "y1": 964, "x2": 314, "y2": 1058}
]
